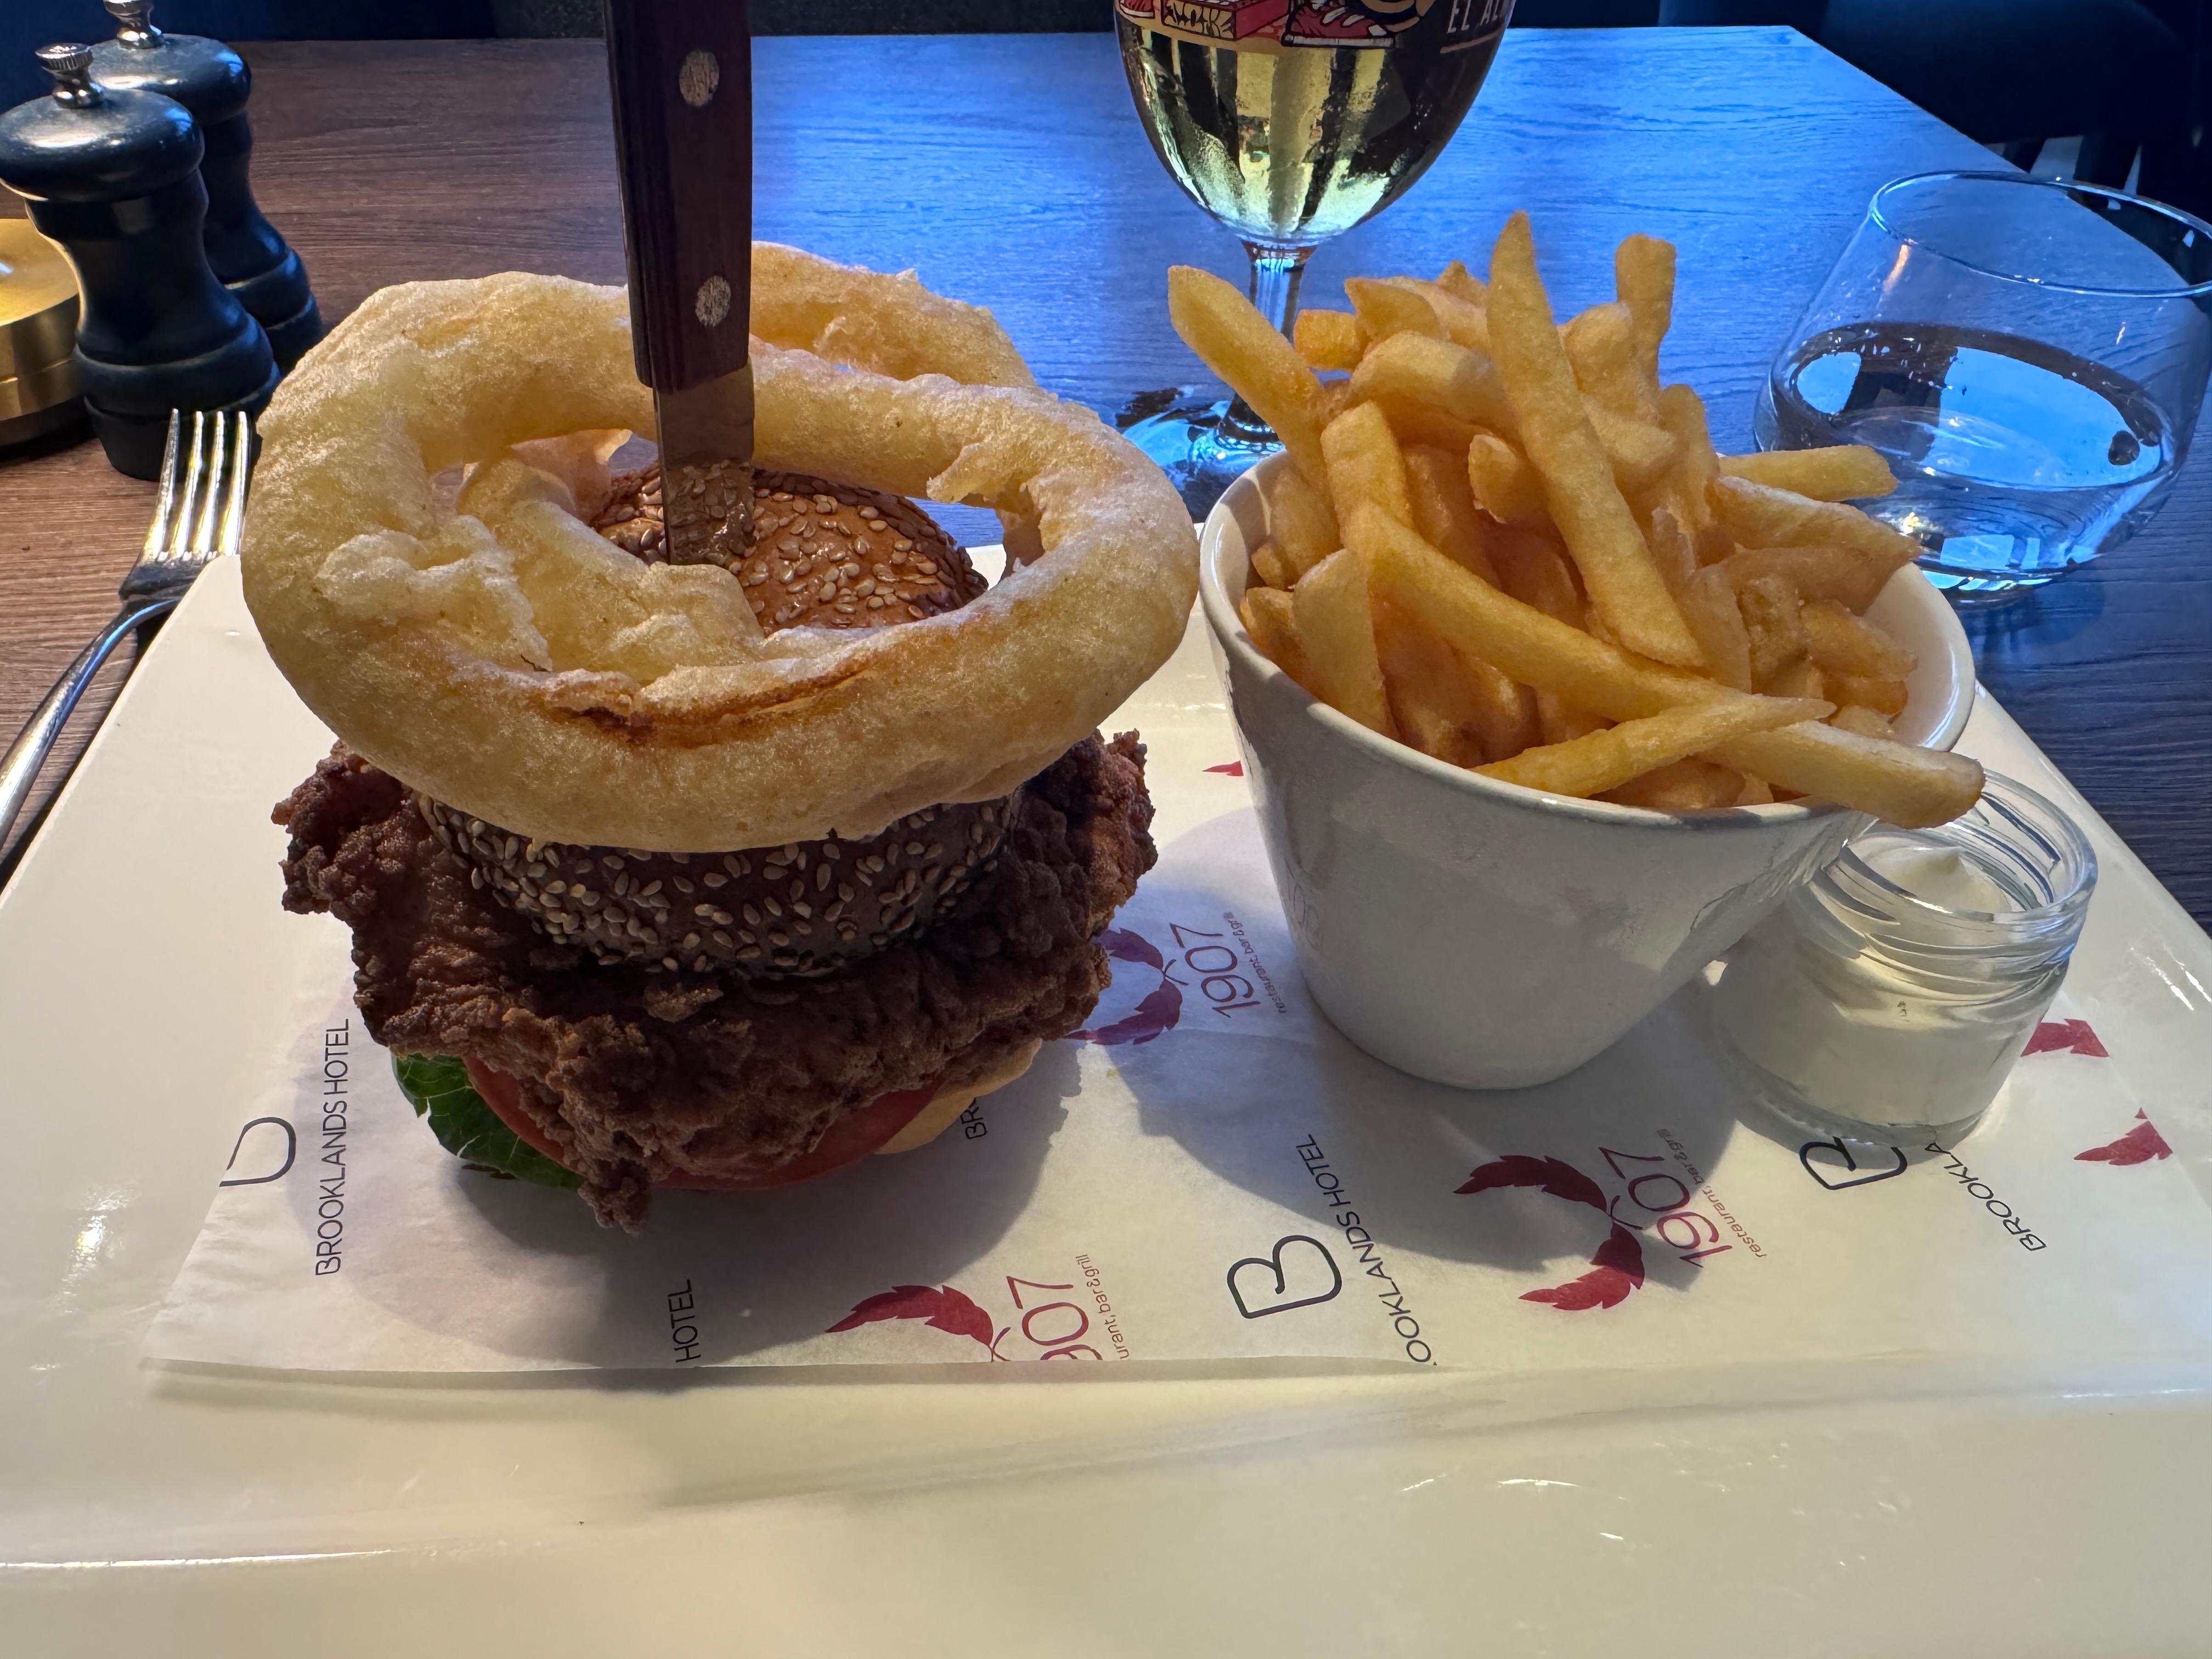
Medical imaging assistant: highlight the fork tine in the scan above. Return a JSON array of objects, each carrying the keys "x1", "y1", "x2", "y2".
[
  {"x1": 217, "y1": 412, "x2": 252, "y2": 556},
  {"x1": 142, "y1": 411, "x2": 185, "y2": 558},
  {"x1": 189, "y1": 410, "x2": 227, "y2": 553},
  {"x1": 173, "y1": 410, "x2": 210, "y2": 555}
]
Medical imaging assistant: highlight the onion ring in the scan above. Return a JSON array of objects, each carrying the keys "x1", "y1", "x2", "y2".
[{"x1": 241, "y1": 246, "x2": 1194, "y2": 850}]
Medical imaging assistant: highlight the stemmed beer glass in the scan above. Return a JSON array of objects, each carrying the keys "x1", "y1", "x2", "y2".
[{"x1": 1116, "y1": 0, "x2": 1515, "y2": 509}]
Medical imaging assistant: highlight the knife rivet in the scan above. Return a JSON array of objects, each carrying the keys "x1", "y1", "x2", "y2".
[
  {"x1": 695, "y1": 274, "x2": 731, "y2": 327},
  {"x1": 678, "y1": 48, "x2": 720, "y2": 108}
]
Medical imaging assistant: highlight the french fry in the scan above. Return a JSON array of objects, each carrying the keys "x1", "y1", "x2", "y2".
[
  {"x1": 1291, "y1": 548, "x2": 1395, "y2": 736},
  {"x1": 1480, "y1": 696, "x2": 1831, "y2": 799},
  {"x1": 1585, "y1": 404, "x2": 1678, "y2": 492},
  {"x1": 1435, "y1": 259, "x2": 1487, "y2": 306},
  {"x1": 1386, "y1": 276, "x2": 1490, "y2": 353},
  {"x1": 1294, "y1": 308, "x2": 1367, "y2": 371},
  {"x1": 1262, "y1": 460, "x2": 1341, "y2": 581},
  {"x1": 1322, "y1": 400, "x2": 1413, "y2": 528},
  {"x1": 1719, "y1": 445, "x2": 1897, "y2": 501},
  {"x1": 1829, "y1": 674, "x2": 1910, "y2": 718},
  {"x1": 1830, "y1": 704, "x2": 1894, "y2": 740},
  {"x1": 1646, "y1": 506, "x2": 1697, "y2": 593},
  {"x1": 1694, "y1": 522, "x2": 1734, "y2": 566},
  {"x1": 1614, "y1": 233, "x2": 1676, "y2": 384},
  {"x1": 1351, "y1": 331, "x2": 1515, "y2": 431},
  {"x1": 1404, "y1": 443, "x2": 1499, "y2": 585},
  {"x1": 1371, "y1": 394, "x2": 1479, "y2": 455},
  {"x1": 1312, "y1": 377, "x2": 1358, "y2": 428},
  {"x1": 1534, "y1": 692, "x2": 1609, "y2": 746},
  {"x1": 1375, "y1": 600, "x2": 1486, "y2": 766},
  {"x1": 1345, "y1": 276, "x2": 1442, "y2": 342},
  {"x1": 1460, "y1": 651, "x2": 1538, "y2": 760},
  {"x1": 1737, "y1": 573, "x2": 1809, "y2": 691},
  {"x1": 1485, "y1": 213, "x2": 1703, "y2": 668},
  {"x1": 1721, "y1": 543, "x2": 1892, "y2": 614},
  {"x1": 1465, "y1": 432, "x2": 1551, "y2": 528},
  {"x1": 1349, "y1": 506, "x2": 1984, "y2": 826},
  {"x1": 1676, "y1": 565, "x2": 1754, "y2": 691},
  {"x1": 1600, "y1": 759, "x2": 1748, "y2": 812},
  {"x1": 1488, "y1": 526, "x2": 1584, "y2": 626},
  {"x1": 1563, "y1": 302, "x2": 1659, "y2": 422},
  {"x1": 1764, "y1": 658, "x2": 1826, "y2": 701},
  {"x1": 1802, "y1": 598, "x2": 1917, "y2": 679},
  {"x1": 1249, "y1": 539, "x2": 1294, "y2": 591},
  {"x1": 1734, "y1": 774, "x2": 1776, "y2": 805},
  {"x1": 1355, "y1": 331, "x2": 1667, "y2": 492},
  {"x1": 1709, "y1": 473, "x2": 1923, "y2": 579},
  {"x1": 1654, "y1": 382, "x2": 1720, "y2": 534},
  {"x1": 1240, "y1": 586, "x2": 1318, "y2": 695},
  {"x1": 1168, "y1": 264, "x2": 1329, "y2": 489}
]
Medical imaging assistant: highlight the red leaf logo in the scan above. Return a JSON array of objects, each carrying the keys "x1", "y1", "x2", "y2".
[
  {"x1": 2024, "y1": 1018, "x2": 2108, "y2": 1058},
  {"x1": 826, "y1": 1284, "x2": 996, "y2": 1350},
  {"x1": 1205, "y1": 761, "x2": 1245, "y2": 776},
  {"x1": 1520, "y1": 1224, "x2": 1646, "y2": 1311},
  {"x1": 1455, "y1": 1154, "x2": 1607, "y2": 1213},
  {"x1": 1073, "y1": 927, "x2": 1184, "y2": 1046},
  {"x1": 1098, "y1": 927, "x2": 1165, "y2": 970},
  {"x1": 2075, "y1": 1111, "x2": 2172, "y2": 1166},
  {"x1": 1455, "y1": 1156, "x2": 1646, "y2": 1312}
]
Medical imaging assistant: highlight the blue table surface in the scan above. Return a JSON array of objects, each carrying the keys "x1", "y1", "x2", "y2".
[{"x1": 3, "y1": 27, "x2": 2204, "y2": 926}]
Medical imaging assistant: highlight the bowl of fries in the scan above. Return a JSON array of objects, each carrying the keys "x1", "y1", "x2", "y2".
[{"x1": 1175, "y1": 214, "x2": 1981, "y2": 1089}]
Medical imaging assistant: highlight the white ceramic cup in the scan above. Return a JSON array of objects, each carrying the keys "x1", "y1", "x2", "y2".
[{"x1": 1198, "y1": 453, "x2": 1976, "y2": 1090}]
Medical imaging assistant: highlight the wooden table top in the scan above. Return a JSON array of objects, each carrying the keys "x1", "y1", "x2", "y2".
[{"x1": 3, "y1": 27, "x2": 2207, "y2": 925}]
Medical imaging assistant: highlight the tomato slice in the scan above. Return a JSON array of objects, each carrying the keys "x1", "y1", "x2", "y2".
[{"x1": 462, "y1": 1059, "x2": 939, "y2": 1190}]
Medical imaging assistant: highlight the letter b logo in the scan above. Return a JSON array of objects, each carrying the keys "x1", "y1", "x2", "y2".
[{"x1": 1227, "y1": 1235, "x2": 1342, "y2": 1319}]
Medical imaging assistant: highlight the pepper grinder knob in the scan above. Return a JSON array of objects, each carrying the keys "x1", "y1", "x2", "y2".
[
  {"x1": 104, "y1": 2, "x2": 162, "y2": 47},
  {"x1": 35, "y1": 43, "x2": 99, "y2": 103}
]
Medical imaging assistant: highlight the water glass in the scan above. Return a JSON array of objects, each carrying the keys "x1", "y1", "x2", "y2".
[{"x1": 1755, "y1": 171, "x2": 2212, "y2": 604}]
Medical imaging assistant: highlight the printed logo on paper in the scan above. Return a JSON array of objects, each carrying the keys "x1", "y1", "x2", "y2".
[
  {"x1": 1226, "y1": 1234, "x2": 1342, "y2": 1317},
  {"x1": 828, "y1": 1267, "x2": 1131, "y2": 1361},
  {"x1": 1798, "y1": 1136, "x2": 1908, "y2": 1192},
  {"x1": 1455, "y1": 1133, "x2": 1763, "y2": 1312},
  {"x1": 2076, "y1": 1110, "x2": 2172, "y2": 1167},
  {"x1": 1071, "y1": 917, "x2": 1287, "y2": 1045},
  {"x1": 219, "y1": 1116, "x2": 297, "y2": 1187}
]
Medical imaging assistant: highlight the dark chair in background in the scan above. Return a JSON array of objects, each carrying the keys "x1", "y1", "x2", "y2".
[{"x1": 1658, "y1": 1, "x2": 2207, "y2": 210}]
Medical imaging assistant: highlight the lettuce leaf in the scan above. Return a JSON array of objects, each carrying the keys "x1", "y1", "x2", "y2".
[{"x1": 391, "y1": 1053, "x2": 580, "y2": 1189}]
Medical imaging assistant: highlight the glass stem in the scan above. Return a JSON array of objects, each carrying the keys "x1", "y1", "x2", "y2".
[{"x1": 1222, "y1": 240, "x2": 1314, "y2": 441}]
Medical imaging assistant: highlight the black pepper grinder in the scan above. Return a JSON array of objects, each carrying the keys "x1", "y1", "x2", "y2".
[
  {"x1": 90, "y1": 0, "x2": 322, "y2": 369},
  {"x1": 0, "y1": 43, "x2": 275, "y2": 479}
]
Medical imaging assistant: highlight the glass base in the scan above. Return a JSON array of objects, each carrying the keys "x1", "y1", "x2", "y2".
[
  {"x1": 1726, "y1": 1045, "x2": 1994, "y2": 1150},
  {"x1": 1918, "y1": 564, "x2": 2071, "y2": 609},
  {"x1": 1118, "y1": 388, "x2": 1280, "y2": 518}
]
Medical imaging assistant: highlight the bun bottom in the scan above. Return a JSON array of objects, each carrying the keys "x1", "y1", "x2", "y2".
[{"x1": 875, "y1": 1039, "x2": 1043, "y2": 1155}]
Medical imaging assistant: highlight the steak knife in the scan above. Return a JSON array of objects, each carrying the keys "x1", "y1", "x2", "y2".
[{"x1": 599, "y1": 0, "x2": 754, "y2": 566}]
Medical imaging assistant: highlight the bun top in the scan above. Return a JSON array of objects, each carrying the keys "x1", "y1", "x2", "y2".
[{"x1": 592, "y1": 464, "x2": 986, "y2": 634}]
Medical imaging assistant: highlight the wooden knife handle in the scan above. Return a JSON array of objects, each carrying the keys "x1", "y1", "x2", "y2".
[{"x1": 600, "y1": 0, "x2": 752, "y2": 393}]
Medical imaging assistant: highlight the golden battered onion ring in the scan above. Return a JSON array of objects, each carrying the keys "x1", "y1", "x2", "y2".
[{"x1": 241, "y1": 249, "x2": 1195, "y2": 850}]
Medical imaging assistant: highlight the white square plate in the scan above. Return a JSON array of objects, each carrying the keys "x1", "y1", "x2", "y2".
[{"x1": 4, "y1": 557, "x2": 2210, "y2": 1655}]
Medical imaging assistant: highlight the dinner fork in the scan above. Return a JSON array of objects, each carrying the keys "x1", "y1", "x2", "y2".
[{"x1": 0, "y1": 409, "x2": 253, "y2": 851}]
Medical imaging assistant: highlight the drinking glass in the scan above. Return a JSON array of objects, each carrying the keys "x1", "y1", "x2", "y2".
[
  {"x1": 1115, "y1": 0, "x2": 1515, "y2": 510},
  {"x1": 1756, "y1": 171, "x2": 2212, "y2": 605}
]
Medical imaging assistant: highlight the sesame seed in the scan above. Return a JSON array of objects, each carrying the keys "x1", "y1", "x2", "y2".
[{"x1": 703, "y1": 872, "x2": 726, "y2": 888}]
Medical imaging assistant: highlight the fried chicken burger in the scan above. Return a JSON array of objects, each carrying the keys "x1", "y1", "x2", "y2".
[{"x1": 245, "y1": 247, "x2": 1194, "y2": 1229}]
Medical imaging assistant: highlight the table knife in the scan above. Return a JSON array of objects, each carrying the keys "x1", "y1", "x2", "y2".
[{"x1": 599, "y1": 0, "x2": 754, "y2": 567}]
